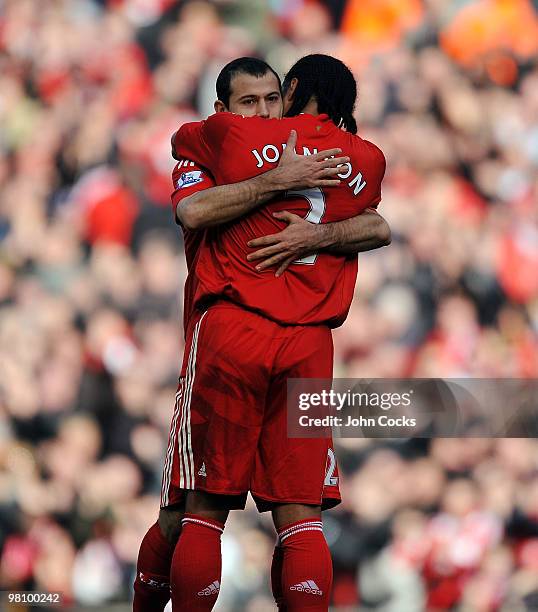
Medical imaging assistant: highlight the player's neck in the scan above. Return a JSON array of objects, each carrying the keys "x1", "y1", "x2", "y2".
[{"x1": 301, "y1": 97, "x2": 319, "y2": 117}]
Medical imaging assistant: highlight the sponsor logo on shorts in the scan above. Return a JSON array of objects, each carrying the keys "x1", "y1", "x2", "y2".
[
  {"x1": 198, "y1": 580, "x2": 220, "y2": 596},
  {"x1": 198, "y1": 462, "x2": 206, "y2": 477},
  {"x1": 290, "y1": 580, "x2": 323, "y2": 595}
]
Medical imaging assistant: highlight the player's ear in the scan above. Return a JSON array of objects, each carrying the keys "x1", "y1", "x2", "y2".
[
  {"x1": 214, "y1": 100, "x2": 227, "y2": 113},
  {"x1": 171, "y1": 131, "x2": 178, "y2": 159},
  {"x1": 284, "y1": 78, "x2": 298, "y2": 105}
]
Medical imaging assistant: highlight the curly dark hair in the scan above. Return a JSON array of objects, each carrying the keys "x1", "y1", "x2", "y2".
[{"x1": 283, "y1": 54, "x2": 358, "y2": 134}]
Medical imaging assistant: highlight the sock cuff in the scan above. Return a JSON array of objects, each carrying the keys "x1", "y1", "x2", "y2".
[
  {"x1": 277, "y1": 518, "x2": 323, "y2": 544},
  {"x1": 181, "y1": 513, "x2": 225, "y2": 534}
]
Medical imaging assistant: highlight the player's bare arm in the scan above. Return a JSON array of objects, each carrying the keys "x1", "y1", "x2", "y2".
[
  {"x1": 176, "y1": 130, "x2": 348, "y2": 231},
  {"x1": 247, "y1": 208, "x2": 391, "y2": 276}
]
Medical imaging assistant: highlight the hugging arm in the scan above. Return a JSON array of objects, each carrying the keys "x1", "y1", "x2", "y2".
[
  {"x1": 175, "y1": 130, "x2": 348, "y2": 231},
  {"x1": 247, "y1": 143, "x2": 389, "y2": 275},
  {"x1": 247, "y1": 209, "x2": 391, "y2": 276},
  {"x1": 173, "y1": 116, "x2": 390, "y2": 273}
]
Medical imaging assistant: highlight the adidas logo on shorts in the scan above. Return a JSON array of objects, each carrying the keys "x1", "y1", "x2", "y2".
[
  {"x1": 290, "y1": 580, "x2": 323, "y2": 595},
  {"x1": 198, "y1": 580, "x2": 220, "y2": 596},
  {"x1": 198, "y1": 462, "x2": 207, "y2": 477}
]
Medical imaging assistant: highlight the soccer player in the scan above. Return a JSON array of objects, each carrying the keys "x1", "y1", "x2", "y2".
[
  {"x1": 169, "y1": 55, "x2": 387, "y2": 611},
  {"x1": 134, "y1": 57, "x2": 389, "y2": 612}
]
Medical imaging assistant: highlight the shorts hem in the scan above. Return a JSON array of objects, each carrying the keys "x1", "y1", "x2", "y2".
[
  {"x1": 196, "y1": 484, "x2": 249, "y2": 497},
  {"x1": 251, "y1": 491, "x2": 342, "y2": 512},
  {"x1": 163, "y1": 485, "x2": 249, "y2": 510},
  {"x1": 159, "y1": 500, "x2": 185, "y2": 511}
]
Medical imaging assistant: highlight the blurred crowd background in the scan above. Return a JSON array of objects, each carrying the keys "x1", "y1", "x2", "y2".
[{"x1": 1, "y1": 0, "x2": 537, "y2": 609}]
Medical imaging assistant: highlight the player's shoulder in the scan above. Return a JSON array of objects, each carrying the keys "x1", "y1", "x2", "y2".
[
  {"x1": 205, "y1": 111, "x2": 272, "y2": 127},
  {"x1": 209, "y1": 112, "x2": 284, "y2": 131},
  {"x1": 176, "y1": 114, "x2": 238, "y2": 140},
  {"x1": 200, "y1": 112, "x2": 321, "y2": 135},
  {"x1": 176, "y1": 114, "x2": 236, "y2": 147},
  {"x1": 205, "y1": 111, "x2": 239, "y2": 128},
  {"x1": 206, "y1": 112, "x2": 284, "y2": 141},
  {"x1": 174, "y1": 120, "x2": 204, "y2": 149},
  {"x1": 176, "y1": 119, "x2": 204, "y2": 135},
  {"x1": 346, "y1": 132, "x2": 386, "y2": 167}
]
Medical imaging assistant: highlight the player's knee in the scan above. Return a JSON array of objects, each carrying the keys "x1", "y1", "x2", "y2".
[
  {"x1": 272, "y1": 503, "x2": 322, "y2": 531},
  {"x1": 158, "y1": 507, "x2": 183, "y2": 546},
  {"x1": 185, "y1": 491, "x2": 231, "y2": 524}
]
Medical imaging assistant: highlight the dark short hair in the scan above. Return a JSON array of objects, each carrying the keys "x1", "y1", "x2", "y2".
[
  {"x1": 216, "y1": 57, "x2": 282, "y2": 108},
  {"x1": 283, "y1": 54, "x2": 358, "y2": 134}
]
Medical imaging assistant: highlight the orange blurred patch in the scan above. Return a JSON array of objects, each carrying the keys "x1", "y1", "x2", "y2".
[
  {"x1": 341, "y1": 0, "x2": 423, "y2": 52},
  {"x1": 485, "y1": 53, "x2": 519, "y2": 86},
  {"x1": 440, "y1": 0, "x2": 538, "y2": 68}
]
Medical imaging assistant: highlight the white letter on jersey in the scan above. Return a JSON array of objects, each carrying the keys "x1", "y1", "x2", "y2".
[
  {"x1": 348, "y1": 171, "x2": 367, "y2": 196},
  {"x1": 262, "y1": 144, "x2": 280, "y2": 163},
  {"x1": 302, "y1": 147, "x2": 318, "y2": 156},
  {"x1": 252, "y1": 149, "x2": 264, "y2": 168},
  {"x1": 337, "y1": 163, "x2": 352, "y2": 179}
]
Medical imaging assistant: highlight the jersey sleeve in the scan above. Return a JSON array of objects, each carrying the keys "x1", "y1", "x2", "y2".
[
  {"x1": 171, "y1": 159, "x2": 216, "y2": 225},
  {"x1": 173, "y1": 113, "x2": 238, "y2": 173},
  {"x1": 364, "y1": 142, "x2": 386, "y2": 209}
]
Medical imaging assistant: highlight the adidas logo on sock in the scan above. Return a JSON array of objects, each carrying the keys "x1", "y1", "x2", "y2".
[
  {"x1": 198, "y1": 462, "x2": 207, "y2": 477},
  {"x1": 290, "y1": 580, "x2": 323, "y2": 595},
  {"x1": 198, "y1": 580, "x2": 220, "y2": 596}
]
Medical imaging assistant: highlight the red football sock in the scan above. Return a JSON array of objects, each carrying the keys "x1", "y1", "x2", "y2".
[
  {"x1": 170, "y1": 513, "x2": 224, "y2": 611},
  {"x1": 133, "y1": 522, "x2": 175, "y2": 612},
  {"x1": 278, "y1": 519, "x2": 333, "y2": 611},
  {"x1": 271, "y1": 543, "x2": 286, "y2": 611}
]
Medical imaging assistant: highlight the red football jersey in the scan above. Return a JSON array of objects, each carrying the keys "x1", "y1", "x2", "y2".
[
  {"x1": 174, "y1": 112, "x2": 386, "y2": 327},
  {"x1": 171, "y1": 158, "x2": 215, "y2": 334}
]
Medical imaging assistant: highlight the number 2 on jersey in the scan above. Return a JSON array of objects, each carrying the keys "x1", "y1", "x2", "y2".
[
  {"x1": 284, "y1": 187, "x2": 326, "y2": 265},
  {"x1": 324, "y1": 448, "x2": 338, "y2": 486}
]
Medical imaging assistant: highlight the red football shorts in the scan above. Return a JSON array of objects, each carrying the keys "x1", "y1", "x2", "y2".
[{"x1": 160, "y1": 301, "x2": 341, "y2": 511}]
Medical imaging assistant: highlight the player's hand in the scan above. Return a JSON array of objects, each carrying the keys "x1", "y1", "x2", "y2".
[
  {"x1": 275, "y1": 130, "x2": 350, "y2": 189},
  {"x1": 247, "y1": 211, "x2": 324, "y2": 277}
]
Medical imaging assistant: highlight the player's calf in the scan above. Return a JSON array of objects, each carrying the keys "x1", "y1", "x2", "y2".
[
  {"x1": 133, "y1": 518, "x2": 178, "y2": 612},
  {"x1": 170, "y1": 491, "x2": 230, "y2": 611},
  {"x1": 170, "y1": 513, "x2": 226, "y2": 611},
  {"x1": 272, "y1": 506, "x2": 332, "y2": 612}
]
